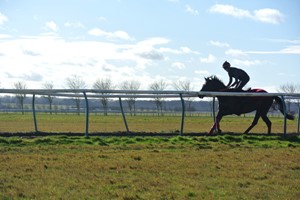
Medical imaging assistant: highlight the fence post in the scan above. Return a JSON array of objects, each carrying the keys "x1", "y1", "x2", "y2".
[
  {"x1": 119, "y1": 97, "x2": 129, "y2": 133},
  {"x1": 212, "y1": 97, "x2": 216, "y2": 121},
  {"x1": 32, "y1": 94, "x2": 38, "y2": 133},
  {"x1": 83, "y1": 92, "x2": 89, "y2": 137},
  {"x1": 212, "y1": 97, "x2": 216, "y2": 132},
  {"x1": 281, "y1": 95, "x2": 287, "y2": 137},
  {"x1": 180, "y1": 94, "x2": 185, "y2": 136},
  {"x1": 297, "y1": 103, "x2": 300, "y2": 133}
]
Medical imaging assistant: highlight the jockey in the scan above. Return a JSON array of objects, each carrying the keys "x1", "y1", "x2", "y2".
[{"x1": 222, "y1": 61, "x2": 250, "y2": 90}]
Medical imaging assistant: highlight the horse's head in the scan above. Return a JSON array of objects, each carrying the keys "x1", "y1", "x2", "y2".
[{"x1": 199, "y1": 76, "x2": 226, "y2": 98}]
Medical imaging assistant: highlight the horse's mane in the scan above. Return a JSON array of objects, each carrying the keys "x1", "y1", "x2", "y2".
[
  {"x1": 207, "y1": 75, "x2": 226, "y2": 86},
  {"x1": 207, "y1": 75, "x2": 250, "y2": 92}
]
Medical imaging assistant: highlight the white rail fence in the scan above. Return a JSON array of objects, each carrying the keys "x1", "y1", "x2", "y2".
[{"x1": 0, "y1": 89, "x2": 300, "y2": 137}]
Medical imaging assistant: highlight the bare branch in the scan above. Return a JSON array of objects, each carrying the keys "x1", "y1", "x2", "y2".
[
  {"x1": 93, "y1": 78, "x2": 115, "y2": 116},
  {"x1": 149, "y1": 80, "x2": 168, "y2": 115},
  {"x1": 65, "y1": 75, "x2": 86, "y2": 115},
  {"x1": 14, "y1": 81, "x2": 27, "y2": 115}
]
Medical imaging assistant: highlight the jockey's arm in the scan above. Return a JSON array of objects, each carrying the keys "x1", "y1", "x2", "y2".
[
  {"x1": 226, "y1": 76, "x2": 233, "y2": 88},
  {"x1": 230, "y1": 78, "x2": 239, "y2": 87}
]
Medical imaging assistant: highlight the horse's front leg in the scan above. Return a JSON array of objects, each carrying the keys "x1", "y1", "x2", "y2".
[
  {"x1": 208, "y1": 121, "x2": 217, "y2": 134},
  {"x1": 209, "y1": 115, "x2": 222, "y2": 134},
  {"x1": 216, "y1": 118, "x2": 222, "y2": 133}
]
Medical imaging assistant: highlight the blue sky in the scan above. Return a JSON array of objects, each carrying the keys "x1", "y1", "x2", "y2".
[{"x1": 0, "y1": 0, "x2": 299, "y2": 91}]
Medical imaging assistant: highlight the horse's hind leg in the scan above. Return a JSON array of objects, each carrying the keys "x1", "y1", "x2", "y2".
[
  {"x1": 261, "y1": 113, "x2": 272, "y2": 134},
  {"x1": 209, "y1": 119, "x2": 219, "y2": 134},
  {"x1": 244, "y1": 112, "x2": 261, "y2": 134},
  {"x1": 208, "y1": 115, "x2": 223, "y2": 134}
]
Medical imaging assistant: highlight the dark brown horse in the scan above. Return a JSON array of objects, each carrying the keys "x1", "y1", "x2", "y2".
[{"x1": 199, "y1": 76, "x2": 294, "y2": 134}]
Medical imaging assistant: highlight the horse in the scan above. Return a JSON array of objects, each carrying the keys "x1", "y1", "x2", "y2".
[{"x1": 199, "y1": 76, "x2": 294, "y2": 134}]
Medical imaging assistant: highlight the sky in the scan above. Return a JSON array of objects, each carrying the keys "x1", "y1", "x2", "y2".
[{"x1": 0, "y1": 0, "x2": 299, "y2": 92}]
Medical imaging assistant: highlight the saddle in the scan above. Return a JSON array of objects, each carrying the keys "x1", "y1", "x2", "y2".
[
  {"x1": 227, "y1": 87, "x2": 266, "y2": 93},
  {"x1": 225, "y1": 87, "x2": 250, "y2": 92}
]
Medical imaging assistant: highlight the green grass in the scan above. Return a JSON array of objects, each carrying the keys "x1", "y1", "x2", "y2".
[
  {"x1": 0, "y1": 113, "x2": 300, "y2": 199},
  {"x1": 0, "y1": 135, "x2": 300, "y2": 199},
  {"x1": 0, "y1": 113, "x2": 298, "y2": 134},
  {"x1": 0, "y1": 134, "x2": 299, "y2": 148}
]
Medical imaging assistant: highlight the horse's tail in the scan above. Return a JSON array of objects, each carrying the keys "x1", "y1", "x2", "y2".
[{"x1": 274, "y1": 96, "x2": 295, "y2": 120}]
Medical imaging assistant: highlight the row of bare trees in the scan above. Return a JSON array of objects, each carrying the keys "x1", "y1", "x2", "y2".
[
  {"x1": 277, "y1": 83, "x2": 300, "y2": 113},
  {"x1": 65, "y1": 75, "x2": 194, "y2": 116},
  {"x1": 4, "y1": 78, "x2": 300, "y2": 115},
  {"x1": 7, "y1": 75, "x2": 194, "y2": 115}
]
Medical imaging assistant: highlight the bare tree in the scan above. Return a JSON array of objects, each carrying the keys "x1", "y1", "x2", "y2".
[
  {"x1": 42, "y1": 81, "x2": 54, "y2": 115},
  {"x1": 173, "y1": 80, "x2": 194, "y2": 113},
  {"x1": 120, "y1": 80, "x2": 141, "y2": 116},
  {"x1": 149, "y1": 80, "x2": 167, "y2": 115},
  {"x1": 277, "y1": 83, "x2": 300, "y2": 113},
  {"x1": 14, "y1": 81, "x2": 27, "y2": 115},
  {"x1": 65, "y1": 75, "x2": 87, "y2": 115},
  {"x1": 93, "y1": 78, "x2": 115, "y2": 116}
]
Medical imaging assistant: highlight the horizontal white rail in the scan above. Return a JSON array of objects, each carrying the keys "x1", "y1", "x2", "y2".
[{"x1": 1, "y1": 89, "x2": 300, "y2": 98}]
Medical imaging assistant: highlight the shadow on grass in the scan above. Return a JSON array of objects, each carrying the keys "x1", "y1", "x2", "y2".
[
  {"x1": 0, "y1": 131, "x2": 299, "y2": 147},
  {"x1": 0, "y1": 131, "x2": 299, "y2": 137},
  {"x1": 0, "y1": 132, "x2": 300, "y2": 145}
]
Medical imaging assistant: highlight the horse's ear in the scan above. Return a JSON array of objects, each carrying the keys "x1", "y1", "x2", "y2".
[{"x1": 204, "y1": 77, "x2": 208, "y2": 81}]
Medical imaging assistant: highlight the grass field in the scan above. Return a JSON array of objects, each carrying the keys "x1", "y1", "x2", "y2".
[
  {"x1": 0, "y1": 113, "x2": 300, "y2": 199},
  {"x1": 0, "y1": 135, "x2": 300, "y2": 199},
  {"x1": 0, "y1": 113, "x2": 298, "y2": 134}
]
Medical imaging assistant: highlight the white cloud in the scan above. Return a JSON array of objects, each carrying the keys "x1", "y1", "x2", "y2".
[
  {"x1": 114, "y1": 30, "x2": 133, "y2": 40},
  {"x1": 158, "y1": 46, "x2": 200, "y2": 55},
  {"x1": 44, "y1": 21, "x2": 59, "y2": 32},
  {"x1": 246, "y1": 46, "x2": 300, "y2": 55},
  {"x1": 0, "y1": 34, "x2": 12, "y2": 40},
  {"x1": 210, "y1": 40, "x2": 230, "y2": 48},
  {"x1": 232, "y1": 59, "x2": 262, "y2": 66},
  {"x1": 64, "y1": 21, "x2": 85, "y2": 28},
  {"x1": 280, "y1": 46, "x2": 300, "y2": 54},
  {"x1": 225, "y1": 45, "x2": 300, "y2": 56},
  {"x1": 209, "y1": 4, "x2": 284, "y2": 24},
  {"x1": 88, "y1": 28, "x2": 133, "y2": 40},
  {"x1": 0, "y1": 35, "x2": 201, "y2": 89},
  {"x1": 225, "y1": 49, "x2": 247, "y2": 57},
  {"x1": 263, "y1": 38, "x2": 300, "y2": 44},
  {"x1": 253, "y1": 8, "x2": 284, "y2": 24},
  {"x1": 138, "y1": 50, "x2": 165, "y2": 60},
  {"x1": 209, "y1": 4, "x2": 251, "y2": 18},
  {"x1": 185, "y1": 5, "x2": 199, "y2": 16},
  {"x1": 137, "y1": 37, "x2": 170, "y2": 46},
  {"x1": 172, "y1": 62, "x2": 186, "y2": 69},
  {"x1": 200, "y1": 54, "x2": 216, "y2": 63},
  {"x1": 194, "y1": 70, "x2": 210, "y2": 76},
  {"x1": 0, "y1": 12, "x2": 8, "y2": 25},
  {"x1": 180, "y1": 46, "x2": 200, "y2": 54},
  {"x1": 88, "y1": 28, "x2": 106, "y2": 36},
  {"x1": 98, "y1": 16, "x2": 108, "y2": 22}
]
